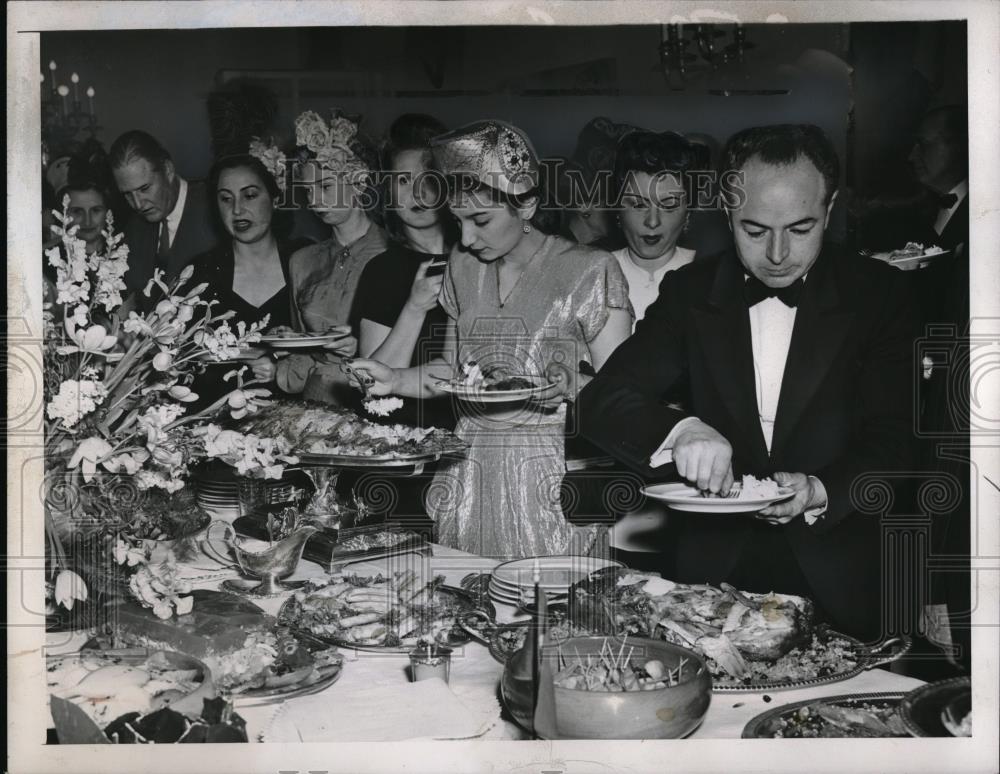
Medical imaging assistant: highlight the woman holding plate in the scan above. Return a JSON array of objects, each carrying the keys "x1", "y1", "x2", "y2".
[
  {"x1": 343, "y1": 120, "x2": 633, "y2": 559},
  {"x1": 274, "y1": 109, "x2": 382, "y2": 405}
]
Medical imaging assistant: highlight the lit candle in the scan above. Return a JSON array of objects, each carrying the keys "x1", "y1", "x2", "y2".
[
  {"x1": 49, "y1": 60, "x2": 57, "y2": 95},
  {"x1": 86, "y1": 86, "x2": 95, "y2": 116},
  {"x1": 57, "y1": 84, "x2": 69, "y2": 116},
  {"x1": 71, "y1": 72, "x2": 80, "y2": 103}
]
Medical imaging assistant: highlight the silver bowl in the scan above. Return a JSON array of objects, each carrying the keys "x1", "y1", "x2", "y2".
[{"x1": 503, "y1": 635, "x2": 713, "y2": 739}]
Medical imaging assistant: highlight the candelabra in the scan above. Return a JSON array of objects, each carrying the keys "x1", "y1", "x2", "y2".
[
  {"x1": 658, "y1": 24, "x2": 759, "y2": 92},
  {"x1": 41, "y1": 59, "x2": 101, "y2": 153}
]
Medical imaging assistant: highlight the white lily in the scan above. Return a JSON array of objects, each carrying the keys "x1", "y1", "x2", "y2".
[
  {"x1": 67, "y1": 437, "x2": 114, "y2": 482},
  {"x1": 54, "y1": 569, "x2": 88, "y2": 610}
]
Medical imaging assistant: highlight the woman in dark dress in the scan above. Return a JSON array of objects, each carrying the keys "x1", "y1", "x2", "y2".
[
  {"x1": 351, "y1": 113, "x2": 456, "y2": 430},
  {"x1": 191, "y1": 152, "x2": 304, "y2": 405}
]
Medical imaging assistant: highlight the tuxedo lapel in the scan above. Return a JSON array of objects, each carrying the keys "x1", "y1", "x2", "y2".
[
  {"x1": 692, "y1": 253, "x2": 770, "y2": 465},
  {"x1": 771, "y1": 249, "x2": 854, "y2": 456}
]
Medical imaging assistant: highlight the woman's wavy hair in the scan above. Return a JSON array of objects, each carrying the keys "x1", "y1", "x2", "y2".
[
  {"x1": 207, "y1": 153, "x2": 292, "y2": 241},
  {"x1": 379, "y1": 113, "x2": 457, "y2": 247}
]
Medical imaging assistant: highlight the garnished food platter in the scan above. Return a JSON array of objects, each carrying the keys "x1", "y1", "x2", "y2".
[
  {"x1": 567, "y1": 566, "x2": 910, "y2": 693},
  {"x1": 239, "y1": 401, "x2": 467, "y2": 468},
  {"x1": 276, "y1": 570, "x2": 491, "y2": 652},
  {"x1": 742, "y1": 692, "x2": 909, "y2": 738},
  {"x1": 228, "y1": 627, "x2": 345, "y2": 706}
]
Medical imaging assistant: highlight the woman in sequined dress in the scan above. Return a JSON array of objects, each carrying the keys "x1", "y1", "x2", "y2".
[{"x1": 343, "y1": 121, "x2": 633, "y2": 559}]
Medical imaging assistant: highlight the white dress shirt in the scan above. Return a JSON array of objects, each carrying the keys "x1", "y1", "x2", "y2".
[
  {"x1": 613, "y1": 246, "x2": 695, "y2": 328},
  {"x1": 163, "y1": 177, "x2": 188, "y2": 249},
  {"x1": 749, "y1": 295, "x2": 797, "y2": 452},
  {"x1": 933, "y1": 179, "x2": 968, "y2": 236}
]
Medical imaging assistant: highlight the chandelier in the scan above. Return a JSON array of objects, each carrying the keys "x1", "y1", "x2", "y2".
[
  {"x1": 41, "y1": 59, "x2": 100, "y2": 153},
  {"x1": 658, "y1": 24, "x2": 787, "y2": 95}
]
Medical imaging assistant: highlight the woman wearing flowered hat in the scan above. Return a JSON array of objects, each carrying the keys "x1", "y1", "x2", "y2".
[
  {"x1": 344, "y1": 120, "x2": 633, "y2": 559},
  {"x1": 274, "y1": 109, "x2": 386, "y2": 404}
]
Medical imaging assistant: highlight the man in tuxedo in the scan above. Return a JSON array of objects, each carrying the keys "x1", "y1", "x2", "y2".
[
  {"x1": 577, "y1": 124, "x2": 918, "y2": 640},
  {"x1": 110, "y1": 130, "x2": 215, "y2": 295},
  {"x1": 908, "y1": 105, "x2": 968, "y2": 252}
]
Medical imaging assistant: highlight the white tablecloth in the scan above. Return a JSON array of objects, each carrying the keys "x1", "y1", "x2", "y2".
[{"x1": 45, "y1": 543, "x2": 926, "y2": 741}]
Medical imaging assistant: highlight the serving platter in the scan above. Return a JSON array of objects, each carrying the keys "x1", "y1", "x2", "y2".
[
  {"x1": 742, "y1": 691, "x2": 908, "y2": 738},
  {"x1": 641, "y1": 482, "x2": 795, "y2": 513},
  {"x1": 230, "y1": 627, "x2": 344, "y2": 707},
  {"x1": 295, "y1": 444, "x2": 466, "y2": 469},
  {"x1": 900, "y1": 676, "x2": 971, "y2": 737},
  {"x1": 566, "y1": 566, "x2": 911, "y2": 693},
  {"x1": 276, "y1": 577, "x2": 490, "y2": 653}
]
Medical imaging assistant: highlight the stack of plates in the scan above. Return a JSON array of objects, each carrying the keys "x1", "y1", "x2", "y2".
[
  {"x1": 487, "y1": 555, "x2": 622, "y2": 608},
  {"x1": 196, "y1": 478, "x2": 298, "y2": 520},
  {"x1": 195, "y1": 479, "x2": 241, "y2": 519}
]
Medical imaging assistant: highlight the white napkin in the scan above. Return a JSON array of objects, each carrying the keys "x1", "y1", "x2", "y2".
[{"x1": 263, "y1": 677, "x2": 497, "y2": 742}]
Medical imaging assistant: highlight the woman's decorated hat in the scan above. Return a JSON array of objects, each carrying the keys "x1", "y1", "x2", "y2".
[{"x1": 430, "y1": 120, "x2": 539, "y2": 196}]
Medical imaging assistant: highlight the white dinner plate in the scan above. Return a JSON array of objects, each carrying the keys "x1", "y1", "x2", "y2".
[
  {"x1": 642, "y1": 483, "x2": 795, "y2": 513},
  {"x1": 491, "y1": 555, "x2": 622, "y2": 589},
  {"x1": 258, "y1": 331, "x2": 350, "y2": 349},
  {"x1": 198, "y1": 347, "x2": 265, "y2": 364},
  {"x1": 436, "y1": 376, "x2": 557, "y2": 403},
  {"x1": 871, "y1": 248, "x2": 951, "y2": 271}
]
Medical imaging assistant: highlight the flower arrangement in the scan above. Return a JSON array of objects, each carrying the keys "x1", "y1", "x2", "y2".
[{"x1": 43, "y1": 201, "x2": 298, "y2": 617}]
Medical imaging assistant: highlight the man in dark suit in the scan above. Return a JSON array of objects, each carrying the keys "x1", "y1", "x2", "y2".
[
  {"x1": 577, "y1": 124, "x2": 918, "y2": 640},
  {"x1": 908, "y1": 105, "x2": 968, "y2": 252},
  {"x1": 110, "y1": 130, "x2": 216, "y2": 296}
]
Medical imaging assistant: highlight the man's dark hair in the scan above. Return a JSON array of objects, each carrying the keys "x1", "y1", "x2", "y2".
[
  {"x1": 612, "y1": 130, "x2": 706, "y2": 199},
  {"x1": 922, "y1": 105, "x2": 968, "y2": 167},
  {"x1": 109, "y1": 130, "x2": 173, "y2": 173},
  {"x1": 721, "y1": 124, "x2": 840, "y2": 203}
]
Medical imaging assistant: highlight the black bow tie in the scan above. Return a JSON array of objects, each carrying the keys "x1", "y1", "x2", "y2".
[
  {"x1": 936, "y1": 192, "x2": 959, "y2": 209},
  {"x1": 744, "y1": 276, "x2": 804, "y2": 308}
]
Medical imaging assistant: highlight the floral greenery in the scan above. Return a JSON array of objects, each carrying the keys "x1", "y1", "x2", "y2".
[{"x1": 43, "y1": 201, "x2": 298, "y2": 617}]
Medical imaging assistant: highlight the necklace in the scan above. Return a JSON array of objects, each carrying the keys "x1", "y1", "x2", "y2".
[{"x1": 495, "y1": 236, "x2": 546, "y2": 309}]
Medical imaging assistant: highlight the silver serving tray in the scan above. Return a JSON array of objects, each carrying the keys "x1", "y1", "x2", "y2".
[
  {"x1": 742, "y1": 691, "x2": 907, "y2": 738},
  {"x1": 711, "y1": 632, "x2": 911, "y2": 693},
  {"x1": 276, "y1": 583, "x2": 491, "y2": 653},
  {"x1": 900, "y1": 676, "x2": 971, "y2": 737},
  {"x1": 295, "y1": 443, "x2": 467, "y2": 470}
]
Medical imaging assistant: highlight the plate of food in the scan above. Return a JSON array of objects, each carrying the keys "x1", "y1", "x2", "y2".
[
  {"x1": 109, "y1": 590, "x2": 344, "y2": 706},
  {"x1": 642, "y1": 475, "x2": 794, "y2": 513},
  {"x1": 900, "y1": 676, "x2": 971, "y2": 737},
  {"x1": 276, "y1": 570, "x2": 485, "y2": 651},
  {"x1": 47, "y1": 649, "x2": 215, "y2": 731},
  {"x1": 436, "y1": 361, "x2": 557, "y2": 403},
  {"x1": 258, "y1": 326, "x2": 351, "y2": 349},
  {"x1": 198, "y1": 346, "x2": 266, "y2": 365},
  {"x1": 567, "y1": 567, "x2": 910, "y2": 692},
  {"x1": 742, "y1": 692, "x2": 909, "y2": 738},
  {"x1": 239, "y1": 400, "x2": 467, "y2": 467},
  {"x1": 870, "y1": 242, "x2": 951, "y2": 271}
]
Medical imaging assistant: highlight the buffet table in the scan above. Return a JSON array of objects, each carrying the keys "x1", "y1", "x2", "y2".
[{"x1": 45, "y1": 542, "x2": 926, "y2": 742}]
